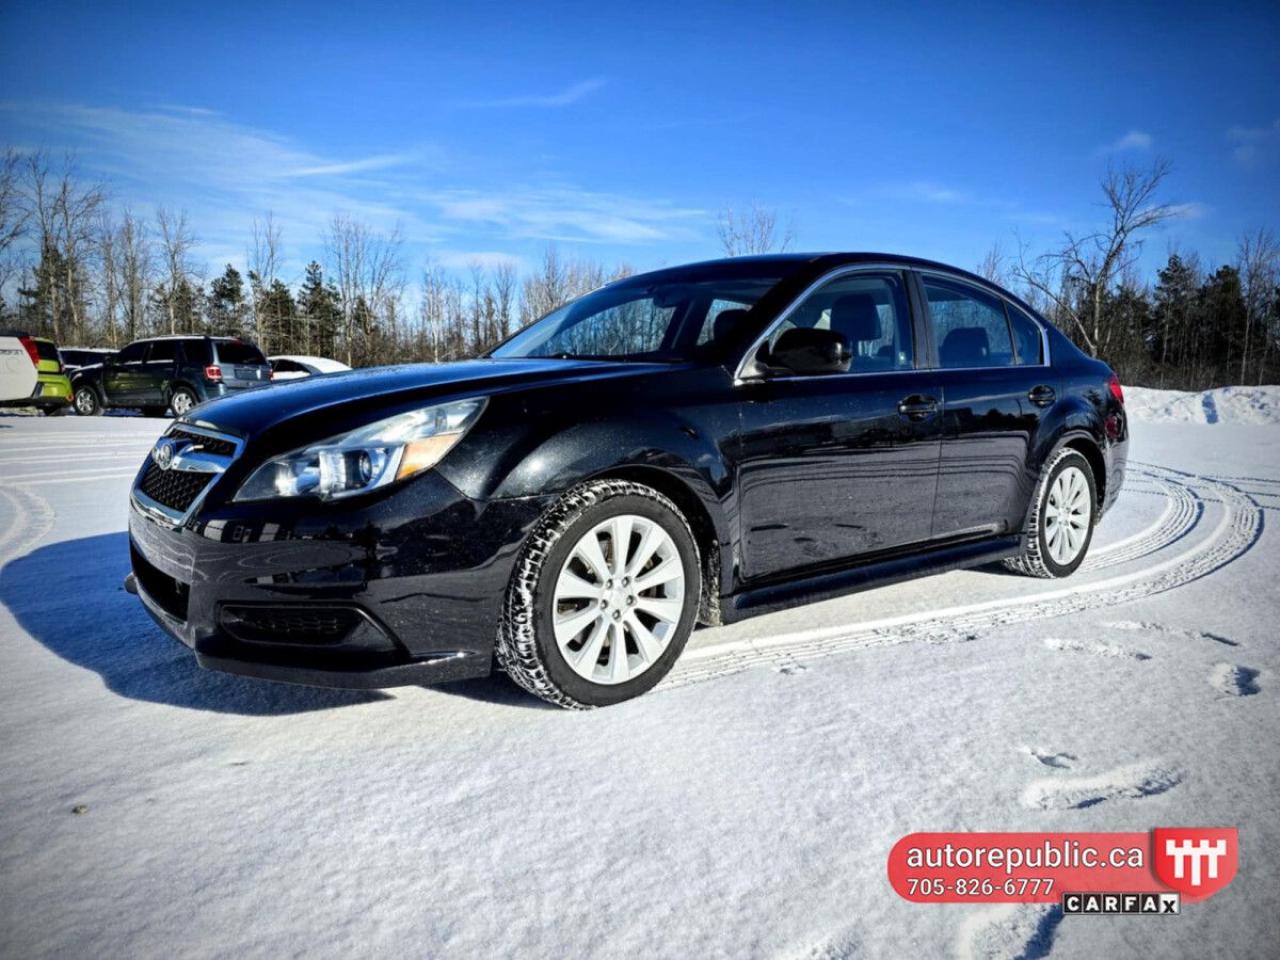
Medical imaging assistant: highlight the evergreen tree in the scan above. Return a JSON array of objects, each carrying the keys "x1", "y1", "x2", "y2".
[
  {"x1": 296, "y1": 261, "x2": 341, "y2": 358},
  {"x1": 207, "y1": 264, "x2": 247, "y2": 335}
]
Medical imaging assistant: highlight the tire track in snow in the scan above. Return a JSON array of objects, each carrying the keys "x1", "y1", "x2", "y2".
[
  {"x1": 664, "y1": 468, "x2": 1263, "y2": 690},
  {"x1": 0, "y1": 484, "x2": 55, "y2": 568}
]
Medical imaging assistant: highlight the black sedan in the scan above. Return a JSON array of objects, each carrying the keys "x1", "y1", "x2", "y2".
[{"x1": 125, "y1": 253, "x2": 1128, "y2": 707}]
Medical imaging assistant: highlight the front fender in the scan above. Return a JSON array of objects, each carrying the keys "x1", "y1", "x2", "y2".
[{"x1": 502, "y1": 417, "x2": 730, "y2": 539}]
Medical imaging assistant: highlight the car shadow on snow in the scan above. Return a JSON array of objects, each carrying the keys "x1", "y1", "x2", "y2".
[{"x1": 0, "y1": 531, "x2": 395, "y2": 715}]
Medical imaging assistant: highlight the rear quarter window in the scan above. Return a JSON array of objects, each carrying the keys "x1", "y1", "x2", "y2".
[
  {"x1": 1007, "y1": 305, "x2": 1044, "y2": 365},
  {"x1": 213, "y1": 341, "x2": 266, "y2": 364},
  {"x1": 35, "y1": 340, "x2": 60, "y2": 362}
]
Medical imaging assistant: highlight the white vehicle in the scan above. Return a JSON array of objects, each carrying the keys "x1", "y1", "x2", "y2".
[
  {"x1": 268, "y1": 355, "x2": 352, "y2": 381},
  {"x1": 0, "y1": 331, "x2": 40, "y2": 403}
]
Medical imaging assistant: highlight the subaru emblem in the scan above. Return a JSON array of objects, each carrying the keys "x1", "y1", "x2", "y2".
[{"x1": 153, "y1": 438, "x2": 176, "y2": 470}]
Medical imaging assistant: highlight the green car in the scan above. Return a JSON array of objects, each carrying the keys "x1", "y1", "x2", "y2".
[{"x1": 0, "y1": 331, "x2": 73, "y2": 413}]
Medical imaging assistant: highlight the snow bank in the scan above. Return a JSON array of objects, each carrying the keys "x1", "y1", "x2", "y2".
[{"x1": 1124, "y1": 385, "x2": 1280, "y2": 425}]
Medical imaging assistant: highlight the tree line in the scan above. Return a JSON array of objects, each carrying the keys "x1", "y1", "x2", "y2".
[{"x1": 1, "y1": 148, "x2": 1276, "y2": 389}]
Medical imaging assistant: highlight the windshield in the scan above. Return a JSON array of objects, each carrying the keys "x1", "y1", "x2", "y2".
[{"x1": 489, "y1": 267, "x2": 791, "y2": 362}]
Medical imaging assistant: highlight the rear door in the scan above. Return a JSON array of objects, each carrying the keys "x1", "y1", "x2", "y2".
[
  {"x1": 141, "y1": 339, "x2": 179, "y2": 403},
  {"x1": 918, "y1": 272, "x2": 1055, "y2": 539},
  {"x1": 213, "y1": 340, "x2": 271, "y2": 390},
  {"x1": 736, "y1": 269, "x2": 943, "y2": 581}
]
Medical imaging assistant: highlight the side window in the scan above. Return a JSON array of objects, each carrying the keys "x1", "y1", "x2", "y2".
[
  {"x1": 770, "y1": 273, "x2": 914, "y2": 372},
  {"x1": 273, "y1": 359, "x2": 304, "y2": 373},
  {"x1": 115, "y1": 342, "x2": 148, "y2": 364},
  {"x1": 923, "y1": 277, "x2": 1015, "y2": 368},
  {"x1": 696, "y1": 298, "x2": 753, "y2": 344},
  {"x1": 1006, "y1": 304, "x2": 1044, "y2": 365},
  {"x1": 147, "y1": 340, "x2": 178, "y2": 363}
]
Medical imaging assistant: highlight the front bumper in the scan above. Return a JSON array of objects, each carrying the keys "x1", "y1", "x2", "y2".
[{"x1": 127, "y1": 467, "x2": 550, "y2": 689}]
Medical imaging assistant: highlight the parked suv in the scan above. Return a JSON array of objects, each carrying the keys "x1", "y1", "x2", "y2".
[
  {"x1": 73, "y1": 335, "x2": 271, "y2": 417},
  {"x1": 0, "y1": 330, "x2": 72, "y2": 413}
]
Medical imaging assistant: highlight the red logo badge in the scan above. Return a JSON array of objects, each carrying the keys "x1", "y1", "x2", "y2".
[{"x1": 1153, "y1": 828, "x2": 1238, "y2": 899}]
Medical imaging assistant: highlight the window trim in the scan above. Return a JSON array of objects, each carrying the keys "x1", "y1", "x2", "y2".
[{"x1": 734, "y1": 264, "x2": 920, "y2": 382}]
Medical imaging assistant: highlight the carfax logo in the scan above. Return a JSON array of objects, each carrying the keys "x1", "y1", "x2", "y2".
[{"x1": 1063, "y1": 892, "x2": 1180, "y2": 915}]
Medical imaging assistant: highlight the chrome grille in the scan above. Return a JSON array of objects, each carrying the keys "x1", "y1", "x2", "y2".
[{"x1": 132, "y1": 423, "x2": 242, "y2": 524}]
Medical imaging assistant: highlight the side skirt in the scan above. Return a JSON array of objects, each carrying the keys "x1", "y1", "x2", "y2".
[{"x1": 722, "y1": 535, "x2": 1022, "y2": 624}]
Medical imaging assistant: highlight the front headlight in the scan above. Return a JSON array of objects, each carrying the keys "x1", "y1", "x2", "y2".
[{"x1": 234, "y1": 398, "x2": 486, "y2": 502}]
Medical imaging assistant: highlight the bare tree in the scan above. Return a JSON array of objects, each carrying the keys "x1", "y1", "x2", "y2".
[
  {"x1": 976, "y1": 242, "x2": 1007, "y2": 284},
  {"x1": 325, "y1": 214, "x2": 404, "y2": 365},
  {"x1": 0, "y1": 149, "x2": 28, "y2": 311},
  {"x1": 1013, "y1": 159, "x2": 1177, "y2": 356},
  {"x1": 249, "y1": 212, "x2": 283, "y2": 351},
  {"x1": 492, "y1": 260, "x2": 517, "y2": 342},
  {"x1": 155, "y1": 207, "x2": 197, "y2": 335},
  {"x1": 716, "y1": 201, "x2": 794, "y2": 257},
  {"x1": 18, "y1": 152, "x2": 106, "y2": 341},
  {"x1": 1237, "y1": 228, "x2": 1280, "y2": 384}
]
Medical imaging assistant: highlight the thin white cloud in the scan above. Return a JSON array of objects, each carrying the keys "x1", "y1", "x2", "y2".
[
  {"x1": 422, "y1": 186, "x2": 704, "y2": 244},
  {"x1": 458, "y1": 77, "x2": 607, "y2": 109},
  {"x1": 1165, "y1": 201, "x2": 1210, "y2": 221},
  {"x1": 0, "y1": 100, "x2": 440, "y2": 275},
  {"x1": 867, "y1": 181, "x2": 971, "y2": 204},
  {"x1": 288, "y1": 153, "x2": 413, "y2": 178},
  {"x1": 1099, "y1": 130, "x2": 1153, "y2": 154},
  {"x1": 433, "y1": 250, "x2": 526, "y2": 271},
  {"x1": 1227, "y1": 119, "x2": 1280, "y2": 167}
]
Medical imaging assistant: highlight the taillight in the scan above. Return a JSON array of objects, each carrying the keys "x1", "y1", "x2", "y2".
[
  {"x1": 204, "y1": 364, "x2": 223, "y2": 382},
  {"x1": 18, "y1": 336, "x2": 39, "y2": 367},
  {"x1": 1107, "y1": 374, "x2": 1124, "y2": 405}
]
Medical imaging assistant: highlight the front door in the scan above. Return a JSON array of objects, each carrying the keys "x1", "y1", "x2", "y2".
[
  {"x1": 103, "y1": 341, "x2": 149, "y2": 401},
  {"x1": 736, "y1": 270, "x2": 942, "y2": 581}
]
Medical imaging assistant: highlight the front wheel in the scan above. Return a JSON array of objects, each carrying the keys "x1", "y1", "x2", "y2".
[
  {"x1": 169, "y1": 387, "x2": 198, "y2": 418},
  {"x1": 73, "y1": 386, "x2": 102, "y2": 416},
  {"x1": 1004, "y1": 448, "x2": 1097, "y2": 578},
  {"x1": 497, "y1": 480, "x2": 701, "y2": 709}
]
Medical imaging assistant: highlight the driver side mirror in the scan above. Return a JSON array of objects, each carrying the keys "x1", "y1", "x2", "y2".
[{"x1": 768, "y1": 327, "x2": 851, "y2": 376}]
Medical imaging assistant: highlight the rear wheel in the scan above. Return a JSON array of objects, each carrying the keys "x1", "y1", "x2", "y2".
[
  {"x1": 73, "y1": 386, "x2": 102, "y2": 416},
  {"x1": 1004, "y1": 448, "x2": 1096, "y2": 578},
  {"x1": 497, "y1": 479, "x2": 701, "y2": 709}
]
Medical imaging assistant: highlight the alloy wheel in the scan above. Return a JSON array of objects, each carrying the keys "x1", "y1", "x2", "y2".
[
  {"x1": 171, "y1": 391, "x2": 194, "y2": 416},
  {"x1": 1044, "y1": 465, "x2": 1091, "y2": 565},
  {"x1": 552, "y1": 513, "x2": 686, "y2": 685}
]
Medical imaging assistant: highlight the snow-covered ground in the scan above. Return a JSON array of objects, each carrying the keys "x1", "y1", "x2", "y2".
[{"x1": 1, "y1": 390, "x2": 1278, "y2": 959}]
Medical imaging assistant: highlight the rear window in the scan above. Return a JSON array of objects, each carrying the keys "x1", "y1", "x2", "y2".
[
  {"x1": 213, "y1": 340, "x2": 267, "y2": 365},
  {"x1": 35, "y1": 340, "x2": 60, "y2": 362}
]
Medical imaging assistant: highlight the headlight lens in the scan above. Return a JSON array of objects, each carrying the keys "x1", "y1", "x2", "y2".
[{"x1": 234, "y1": 398, "x2": 486, "y2": 501}]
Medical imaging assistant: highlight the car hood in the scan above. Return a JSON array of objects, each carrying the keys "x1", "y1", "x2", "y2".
[{"x1": 185, "y1": 358, "x2": 673, "y2": 438}]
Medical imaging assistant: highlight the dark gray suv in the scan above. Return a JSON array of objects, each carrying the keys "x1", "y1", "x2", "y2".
[{"x1": 72, "y1": 336, "x2": 272, "y2": 417}]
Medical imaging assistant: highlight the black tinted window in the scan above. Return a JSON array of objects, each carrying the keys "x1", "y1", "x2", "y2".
[
  {"x1": 213, "y1": 340, "x2": 266, "y2": 364},
  {"x1": 35, "y1": 340, "x2": 60, "y2": 362},
  {"x1": 490, "y1": 268, "x2": 789, "y2": 361},
  {"x1": 1007, "y1": 304, "x2": 1044, "y2": 365},
  {"x1": 272, "y1": 359, "x2": 305, "y2": 373},
  {"x1": 116, "y1": 342, "x2": 147, "y2": 363},
  {"x1": 924, "y1": 278, "x2": 1014, "y2": 368},
  {"x1": 770, "y1": 272, "x2": 914, "y2": 372},
  {"x1": 147, "y1": 340, "x2": 178, "y2": 362}
]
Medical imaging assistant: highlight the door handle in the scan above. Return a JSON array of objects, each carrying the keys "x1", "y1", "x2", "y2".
[
  {"x1": 1028, "y1": 385, "x2": 1056, "y2": 407},
  {"x1": 897, "y1": 394, "x2": 939, "y2": 421}
]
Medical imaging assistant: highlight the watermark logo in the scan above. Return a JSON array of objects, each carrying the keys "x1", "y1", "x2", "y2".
[{"x1": 1153, "y1": 828, "x2": 1238, "y2": 898}]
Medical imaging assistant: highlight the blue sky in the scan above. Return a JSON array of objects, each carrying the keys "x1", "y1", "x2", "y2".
[{"x1": 2, "y1": 0, "x2": 1278, "y2": 285}]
